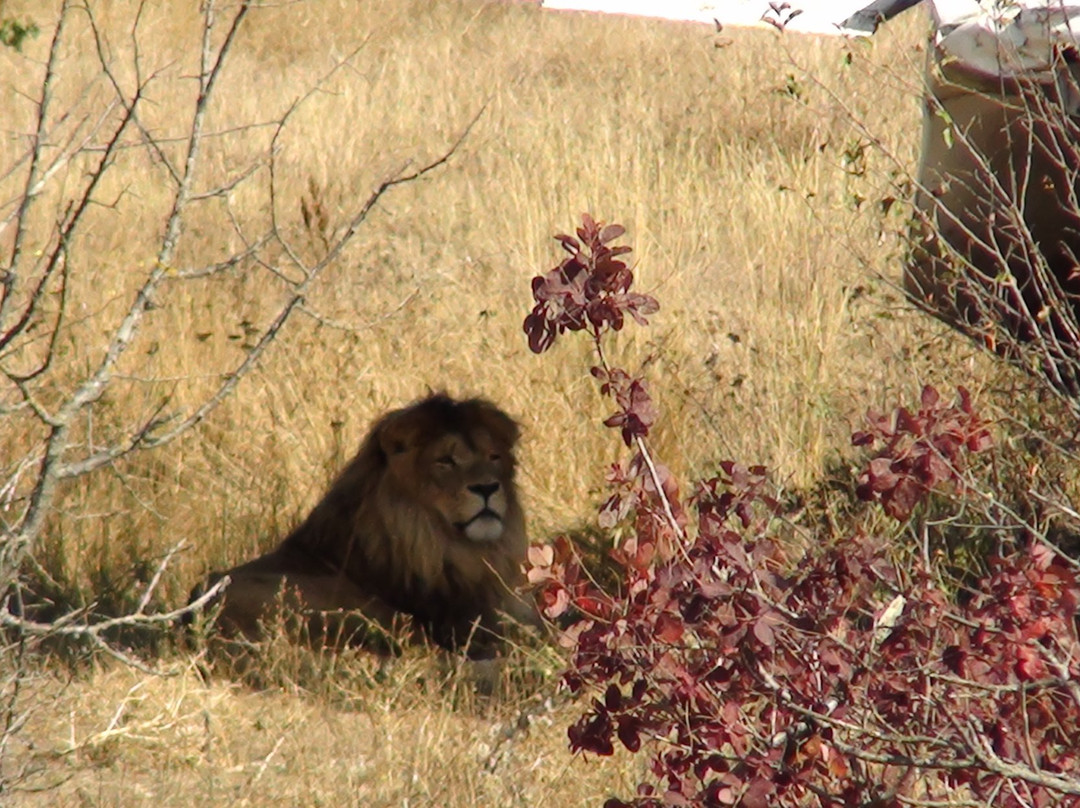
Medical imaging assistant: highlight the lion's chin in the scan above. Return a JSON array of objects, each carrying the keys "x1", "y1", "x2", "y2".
[{"x1": 462, "y1": 515, "x2": 505, "y2": 543}]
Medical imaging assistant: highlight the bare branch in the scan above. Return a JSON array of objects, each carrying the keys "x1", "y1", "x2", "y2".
[
  {"x1": 58, "y1": 114, "x2": 475, "y2": 471},
  {"x1": 83, "y1": 0, "x2": 181, "y2": 186},
  {"x1": 0, "y1": 576, "x2": 228, "y2": 644},
  {"x1": 6, "y1": 0, "x2": 255, "y2": 567},
  {"x1": 0, "y1": 0, "x2": 72, "y2": 329},
  {"x1": 297, "y1": 288, "x2": 419, "y2": 332}
]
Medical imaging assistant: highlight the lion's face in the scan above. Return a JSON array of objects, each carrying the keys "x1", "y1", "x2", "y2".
[
  {"x1": 375, "y1": 396, "x2": 522, "y2": 545},
  {"x1": 395, "y1": 430, "x2": 513, "y2": 542}
]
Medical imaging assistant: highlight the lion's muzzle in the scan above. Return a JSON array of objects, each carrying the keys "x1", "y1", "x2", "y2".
[{"x1": 456, "y1": 481, "x2": 508, "y2": 542}]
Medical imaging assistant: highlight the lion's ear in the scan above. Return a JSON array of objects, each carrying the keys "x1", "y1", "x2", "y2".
[
  {"x1": 375, "y1": 411, "x2": 419, "y2": 457},
  {"x1": 477, "y1": 402, "x2": 520, "y2": 449}
]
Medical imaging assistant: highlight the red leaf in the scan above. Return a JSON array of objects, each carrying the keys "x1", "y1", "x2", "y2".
[
  {"x1": 527, "y1": 543, "x2": 554, "y2": 569},
  {"x1": 896, "y1": 406, "x2": 922, "y2": 435},
  {"x1": 752, "y1": 614, "x2": 776, "y2": 647},
  {"x1": 957, "y1": 384, "x2": 973, "y2": 412},
  {"x1": 866, "y1": 457, "x2": 899, "y2": 492},
  {"x1": 1015, "y1": 645, "x2": 1049, "y2": 681},
  {"x1": 655, "y1": 613, "x2": 684, "y2": 643},
  {"x1": 921, "y1": 384, "x2": 941, "y2": 409},
  {"x1": 1030, "y1": 542, "x2": 1055, "y2": 570},
  {"x1": 541, "y1": 587, "x2": 570, "y2": 619},
  {"x1": 617, "y1": 718, "x2": 642, "y2": 752},
  {"x1": 824, "y1": 742, "x2": 849, "y2": 778},
  {"x1": 568, "y1": 711, "x2": 615, "y2": 756},
  {"x1": 921, "y1": 451, "x2": 952, "y2": 487},
  {"x1": 883, "y1": 476, "x2": 922, "y2": 521},
  {"x1": 599, "y1": 493, "x2": 629, "y2": 528},
  {"x1": 741, "y1": 779, "x2": 775, "y2": 808},
  {"x1": 600, "y1": 223, "x2": 626, "y2": 244},
  {"x1": 713, "y1": 787, "x2": 737, "y2": 805},
  {"x1": 523, "y1": 310, "x2": 556, "y2": 354},
  {"x1": 967, "y1": 430, "x2": 993, "y2": 452},
  {"x1": 556, "y1": 233, "x2": 580, "y2": 254}
]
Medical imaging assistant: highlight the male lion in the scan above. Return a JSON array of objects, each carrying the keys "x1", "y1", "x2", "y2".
[{"x1": 190, "y1": 394, "x2": 536, "y2": 659}]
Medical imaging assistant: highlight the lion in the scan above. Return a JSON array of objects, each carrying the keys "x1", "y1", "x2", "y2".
[{"x1": 189, "y1": 394, "x2": 537, "y2": 660}]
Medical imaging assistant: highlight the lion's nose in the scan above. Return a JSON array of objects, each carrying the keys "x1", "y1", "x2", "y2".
[{"x1": 469, "y1": 482, "x2": 500, "y2": 501}]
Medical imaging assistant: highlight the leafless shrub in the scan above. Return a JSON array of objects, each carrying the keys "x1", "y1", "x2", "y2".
[{"x1": 0, "y1": 0, "x2": 472, "y2": 791}]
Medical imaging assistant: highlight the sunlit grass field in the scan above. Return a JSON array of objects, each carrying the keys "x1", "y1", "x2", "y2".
[{"x1": 0, "y1": 0, "x2": 1016, "y2": 803}]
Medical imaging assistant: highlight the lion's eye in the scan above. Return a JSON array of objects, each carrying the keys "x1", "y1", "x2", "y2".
[
  {"x1": 435, "y1": 454, "x2": 456, "y2": 468},
  {"x1": 489, "y1": 452, "x2": 502, "y2": 462}
]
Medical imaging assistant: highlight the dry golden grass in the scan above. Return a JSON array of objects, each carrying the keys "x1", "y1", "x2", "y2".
[
  {"x1": 2, "y1": 0, "x2": 960, "y2": 601},
  {"x1": 9, "y1": 651, "x2": 641, "y2": 807},
  {"x1": 0, "y1": 0, "x2": 1014, "y2": 804}
]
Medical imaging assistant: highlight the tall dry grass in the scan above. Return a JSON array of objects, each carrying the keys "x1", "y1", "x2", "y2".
[
  {"x1": 1, "y1": 0, "x2": 956, "y2": 606},
  {"x1": 0, "y1": 0, "x2": 1009, "y2": 804}
]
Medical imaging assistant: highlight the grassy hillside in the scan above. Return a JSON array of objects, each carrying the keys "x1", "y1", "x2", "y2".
[{"x1": 1, "y1": 0, "x2": 1036, "y2": 804}]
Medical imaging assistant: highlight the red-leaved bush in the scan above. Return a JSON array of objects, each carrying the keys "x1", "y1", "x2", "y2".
[
  {"x1": 525, "y1": 215, "x2": 1080, "y2": 807},
  {"x1": 853, "y1": 384, "x2": 993, "y2": 521}
]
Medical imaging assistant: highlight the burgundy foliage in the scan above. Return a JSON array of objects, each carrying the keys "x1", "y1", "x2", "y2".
[
  {"x1": 524, "y1": 215, "x2": 1080, "y2": 807},
  {"x1": 852, "y1": 384, "x2": 993, "y2": 521},
  {"x1": 524, "y1": 212, "x2": 659, "y2": 356}
]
